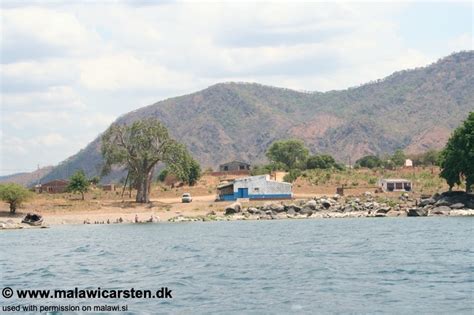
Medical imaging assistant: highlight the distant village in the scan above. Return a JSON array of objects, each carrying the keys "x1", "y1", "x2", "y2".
[{"x1": 34, "y1": 159, "x2": 415, "y2": 202}]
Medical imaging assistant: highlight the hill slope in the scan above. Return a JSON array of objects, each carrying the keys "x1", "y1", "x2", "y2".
[
  {"x1": 0, "y1": 166, "x2": 54, "y2": 187},
  {"x1": 42, "y1": 51, "x2": 474, "y2": 183}
]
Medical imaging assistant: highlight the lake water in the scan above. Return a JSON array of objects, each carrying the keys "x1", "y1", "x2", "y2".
[{"x1": 1, "y1": 218, "x2": 473, "y2": 314}]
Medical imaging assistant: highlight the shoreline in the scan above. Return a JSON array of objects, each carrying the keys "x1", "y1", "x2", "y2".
[
  {"x1": 1, "y1": 206, "x2": 473, "y2": 230},
  {"x1": 1, "y1": 191, "x2": 473, "y2": 229}
]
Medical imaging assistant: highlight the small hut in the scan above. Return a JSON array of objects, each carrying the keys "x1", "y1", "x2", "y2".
[{"x1": 378, "y1": 178, "x2": 412, "y2": 192}]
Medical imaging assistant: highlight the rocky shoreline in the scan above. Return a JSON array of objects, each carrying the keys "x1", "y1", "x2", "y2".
[
  {"x1": 169, "y1": 191, "x2": 474, "y2": 222},
  {"x1": 2, "y1": 192, "x2": 472, "y2": 228}
]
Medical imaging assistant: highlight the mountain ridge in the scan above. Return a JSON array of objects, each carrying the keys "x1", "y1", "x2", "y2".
[{"x1": 27, "y1": 51, "x2": 474, "y2": 184}]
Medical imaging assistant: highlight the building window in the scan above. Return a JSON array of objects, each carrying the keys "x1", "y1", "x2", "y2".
[
  {"x1": 239, "y1": 165, "x2": 245, "y2": 170},
  {"x1": 224, "y1": 166, "x2": 228, "y2": 171},
  {"x1": 254, "y1": 187, "x2": 259, "y2": 192},
  {"x1": 387, "y1": 183, "x2": 394, "y2": 191}
]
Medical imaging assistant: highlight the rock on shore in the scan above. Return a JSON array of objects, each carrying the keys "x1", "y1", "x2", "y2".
[
  {"x1": 0, "y1": 219, "x2": 48, "y2": 230},
  {"x1": 216, "y1": 191, "x2": 474, "y2": 221}
]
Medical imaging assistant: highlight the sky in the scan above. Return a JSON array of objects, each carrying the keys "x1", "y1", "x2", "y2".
[{"x1": 0, "y1": 0, "x2": 472, "y2": 176}]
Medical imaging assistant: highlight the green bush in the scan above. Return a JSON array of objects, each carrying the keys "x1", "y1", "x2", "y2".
[
  {"x1": 0, "y1": 183, "x2": 32, "y2": 214},
  {"x1": 284, "y1": 169, "x2": 302, "y2": 183}
]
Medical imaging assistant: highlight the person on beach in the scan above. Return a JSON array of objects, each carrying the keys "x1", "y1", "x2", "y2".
[{"x1": 135, "y1": 214, "x2": 139, "y2": 223}]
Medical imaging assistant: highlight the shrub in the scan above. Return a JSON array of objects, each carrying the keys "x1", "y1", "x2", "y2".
[
  {"x1": 0, "y1": 183, "x2": 32, "y2": 214},
  {"x1": 284, "y1": 169, "x2": 302, "y2": 183}
]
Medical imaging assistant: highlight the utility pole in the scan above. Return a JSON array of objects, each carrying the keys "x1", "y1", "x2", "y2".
[{"x1": 36, "y1": 164, "x2": 40, "y2": 185}]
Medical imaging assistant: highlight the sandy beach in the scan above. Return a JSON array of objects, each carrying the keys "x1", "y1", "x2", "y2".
[{"x1": 0, "y1": 194, "x2": 223, "y2": 226}]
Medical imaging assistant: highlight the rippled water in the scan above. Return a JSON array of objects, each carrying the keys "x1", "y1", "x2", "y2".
[{"x1": 1, "y1": 218, "x2": 473, "y2": 314}]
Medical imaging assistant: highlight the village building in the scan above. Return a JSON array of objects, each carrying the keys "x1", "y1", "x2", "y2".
[
  {"x1": 404, "y1": 159, "x2": 413, "y2": 167},
  {"x1": 37, "y1": 179, "x2": 70, "y2": 194},
  {"x1": 101, "y1": 184, "x2": 115, "y2": 191},
  {"x1": 378, "y1": 178, "x2": 412, "y2": 192},
  {"x1": 219, "y1": 160, "x2": 251, "y2": 172},
  {"x1": 217, "y1": 175, "x2": 292, "y2": 201}
]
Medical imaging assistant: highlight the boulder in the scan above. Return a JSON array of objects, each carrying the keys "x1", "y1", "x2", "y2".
[
  {"x1": 272, "y1": 204, "x2": 286, "y2": 213},
  {"x1": 303, "y1": 200, "x2": 318, "y2": 210},
  {"x1": 419, "y1": 198, "x2": 436, "y2": 206},
  {"x1": 247, "y1": 207, "x2": 258, "y2": 214},
  {"x1": 407, "y1": 208, "x2": 428, "y2": 217},
  {"x1": 342, "y1": 205, "x2": 353, "y2": 212},
  {"x1": 263, "y1": 202, "x2": 277, "y2": 210},
  {"x1": 333, "y1": 194, "x2": 341, "y2": 200},
  {"x1": 450, "y1": 203, "x2": 465, "y2": 209},
  {"x1": 432, "y1": 206, "x2": 451, "y2": 213},
  {"x1": 377, "y1": 207, "x2": 391, "y2": 213},
  {"x1": 319, "y1": 199, "x2": 331, "y2": 209},
  {"x1": 287, "y1": 208, "x2": 297, "y2": 216},
  {"x1": 434, "y1": 199, "x2": 452, "y2": 207},
  {"x1": 225, "y1": 202, "x2": 241, "y2": 215},
  {"x1": 284, "y1": 204, "x2": 301, "y2": 212},
  {"x1": 376, "y1": 208, "x2": 391, "y2": 214},
  {"x1": 386, "y1": 210, "x2": 404, "y2": 217},
  {"x1": 300, "y1": 207, "x2": 313, "y2": 216}
]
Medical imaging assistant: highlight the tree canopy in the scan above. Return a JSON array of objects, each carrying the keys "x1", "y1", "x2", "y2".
[
  {"x1": 439, "y1": 112, "x2": 474, "y2": 192},
  {"x1": 0, "y1": 183, "x2": 32, "y2": 214},
  {"x1": 67, "y1": 170, "x2": 90, "y2": 200},
  {"x1": 391, "y1": 149, "x2": 407, "y2": 167},
  {"x1": 306, "y1": 154, "x2": 342, "y2": 170},
  {"x1": 159, "y1": 143, "x2": 202, "y2": 186},
  {"x1": 408, "y1": 149, "x2": 441, "y2": 167},
  {"x1": 266, "y1": 139, "x2": 309, "y2": 170},
  {"x1": 101, "y1": 118, "x2": 199, "y2": 203},
  {"x1": 355, "y1": 155, "x2": 383, "y2": 169}
]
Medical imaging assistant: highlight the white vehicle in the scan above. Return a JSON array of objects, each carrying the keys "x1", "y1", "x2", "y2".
[{"x1": 181, "y1": 193, "x2": 192, "y2": 203}]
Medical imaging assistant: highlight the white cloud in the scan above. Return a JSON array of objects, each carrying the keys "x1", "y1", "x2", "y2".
[
  {"x1": 78, "y1": 52, "x2": 194, "y2": 91},
  {"x1": 2, "y1": 86, "x2": 85, "y2": 111},
  {"x1": 0, "y1": 59, "x2": 78, "y2": 92},
  {"x1": 35, "y1": 133, "x2": 66, "y2": 146},
  {"x1": 447, "y1": 33, "x2": 474, "y2": 52},
  {"x1": 1, "y1": 7, "x2": 99, "y2": 62}
]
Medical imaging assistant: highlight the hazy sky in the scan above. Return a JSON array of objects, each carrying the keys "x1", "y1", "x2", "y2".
[{"x1": 0, "y1": 1, "x2": 472, "y2": 176}]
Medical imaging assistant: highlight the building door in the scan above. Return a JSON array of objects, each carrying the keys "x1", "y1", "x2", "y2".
[{"x1": 237, "y1": 188, "x2": 248, "y2": 198}]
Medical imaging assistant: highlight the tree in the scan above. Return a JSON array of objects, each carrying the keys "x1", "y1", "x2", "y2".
[
  {"x1": 266, "y1": 139, "x2": 309, "y2": 170},
  {"x1": 67, "y1": 170, "x2": 90, "y2": 200},
  {"x1": 158, "y1": 160, "x2": 201, "y2": 186},
  {"x1": 163, "y1": 142, "x2": 202, "y2": 186},
  {"x1": 250, "y1": 162, "x2": 288, "y2": 176},
  {"x1": 283, "y1": 169, "x2": 301, "y2": 183},
  {"x1": 391, "y1": 149, "x2": 406, "y2": 167},
  {"x1": 157, "y1": 168, "x2": 169, "y2": 182},
  {"x1": 306, "y1": 154, "x2": 342, "y2": 170},
  {"x1": 101, "y1": 118, "x2": 196, "y2": 203},
  {"x1": 421, "y1": 149, "x2": 440, "y2": 166},
  {"x1": 0, "y1": 183, "x2": 32, "y2": 214},
  {"x1": 90, "y1": 176, "x2": 100, "y2": 185},
  {"x1": 439, "y1": 112, "x2": 474, "y2": 192},
  {"x1": 187, "y1": 159, "x2": 201, "y2": 186},
  {"x1": 355, "y1": 155, "x2": 383, "y2": 169}
]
